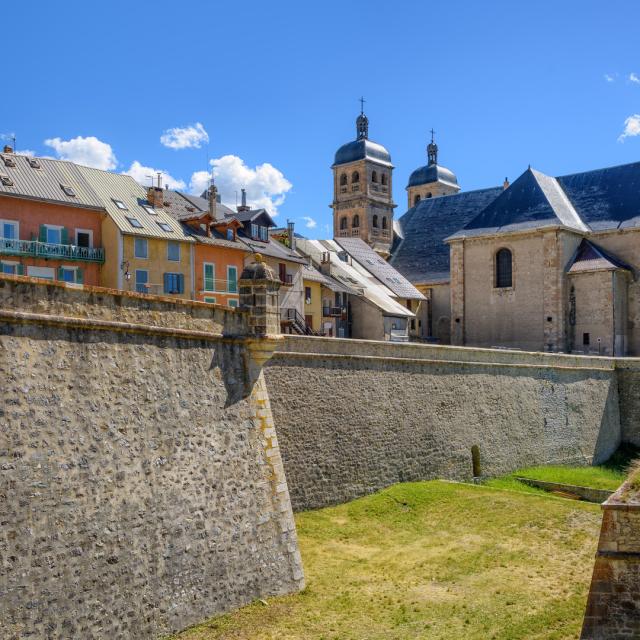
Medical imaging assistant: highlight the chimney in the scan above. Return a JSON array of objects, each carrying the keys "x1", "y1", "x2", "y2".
[
  {"x1": 287, "y1": 219, "x2": 296, "y2": 252},
  {"x1": 237, "y1": 187, "x2": 250, "y2": 212},
  {"x1": 503, "y1": 177, "x2": 510, "y2": 190},
  {"x1": 3, "y1": 145, "x2": 13, "y2": 154},
  {"x1": 208, "y1": 178, "x2": 218, "y2": 221},
  {"x1": 147, "y1": 186, "x2": 164, "y2": 209}
]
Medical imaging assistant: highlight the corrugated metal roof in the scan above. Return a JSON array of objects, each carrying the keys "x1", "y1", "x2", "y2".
[
  {"x1": 241, "y1": 236, "x2": 308, "y2": 263},
  {"x1": 77, "y1": 167, "x2": 193, "y2": 242},
  {"x1": 301, "y1": 263, "x2": 352, "y2": 293},
  {"x1": 0, "y1": 153, "x2": 104, "y2": 209},
  {"x1": 334, "y1": 236, "x2": 425, "y2": 300}
]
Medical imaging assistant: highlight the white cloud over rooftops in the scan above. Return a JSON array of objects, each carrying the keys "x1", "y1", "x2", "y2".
[
  {"x1": 160, "y1": 123, "x2": 209, "y2": 150},
  {"x1": 302, "y1": 216, "x2": 317, "y2": 229},
  {"x1": 124, "y1": 160, "x2": 186, "y2": 190},
  {"x1": 44, "y1": 136, "x2": 117, "y2": 170}
]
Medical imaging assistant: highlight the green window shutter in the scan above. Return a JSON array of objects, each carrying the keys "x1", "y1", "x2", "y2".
[
  {"x1": 61, "y1": 228, "x2": 69, "y2": 245},
  {"x1": 204, "y1": 263, "x2": 214, "y2": 291},
  {"x1": 57, "y1": 266, "x2": 64, "y2": 280},
  {"x1": 76, "y1": 268, "x2": 84, "y2": 285},
  {"x1": 16, "y1": 264, "x2": 24, "y2": 276},
  {"x1": 39, "y1": 225, "x2": 47, "y2": 242}
]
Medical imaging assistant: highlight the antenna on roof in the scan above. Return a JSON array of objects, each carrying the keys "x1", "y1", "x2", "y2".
[
  {"x1": 145, "y1": 174, "x2": 154, "y2": 187},
  {"x1": 156, "y1": 172, "x2": 162, "y2": 189}
]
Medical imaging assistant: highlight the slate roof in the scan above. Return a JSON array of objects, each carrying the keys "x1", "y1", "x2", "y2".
[
  {"x1": 407, "y1": 163, "x2": 459, "y2": 189},
  {"x1": 0, "y1": 153, "x2": 104, "y2": 210},
  {"x1": 449, "y1": 168, "x2": 588, "y2": 239},
  {"x1": 334, "y1": 236, "x2": 425, "y2": 300},
  {"x1": 301, "y1": 263, "x2": 352, "y2": 293},
  {"x1": 390, "y1": 186, "x2": 502, "y2": 284},
  {"x1": 567, "y1": 239, "x2": 632, "y2": 274},
  {"x1": 333, "y1": 139, "x2": 393, "y2": 167},
  {"x1": 241, "y1": 235, "x2": 307, "y2": 263}
]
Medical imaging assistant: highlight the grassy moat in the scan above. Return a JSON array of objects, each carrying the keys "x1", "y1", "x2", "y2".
[{"x1": 172, "y1": 479, "x2": 604, "y2": 640}]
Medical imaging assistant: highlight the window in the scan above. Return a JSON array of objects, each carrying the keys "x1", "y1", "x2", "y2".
[
  {"x1": 134, "y1": 238, "x2": 148, "y2": 259},
  {"x1": 204, "y1": 263, "x2": 215, "y2": 292},
  {"x1": 44, "y1": 225, "x2": 63, "y2": 244},
  {"x1": 58, "y1": 266, "x2": 83, "y2": 284},
  {"x1": 583, "y1": 332, "x2": 590, "y2": 346},
  {"x1": 1, "y1": 154, "x2": 16, "y2": 168},
  {"x1": 60, "y1": 184, "x2": 76, "y2": 197},
  {"x1": 1, "y1": 261, "x2": 20, "y2": 275},
  {"x1": 352, "y1": 171, "x2": 360, "y2": 183},
  {"x1": 305, "y1": 286, "x2": 312, "y2": 304},
  {"x1": 382, "y1": 216, "x2": 387, "y2": 230},
  {"x1": 0, "y1": 174, "x2": 14, "y2": 186},
  {"x1": 227, "y1": 266, "x2": 238, "y2": 293},
  {"x1": 27, "y1": 158, "x2": 41, "y2": 169},
  {"x1": 156, "y1": 221, "x2": 172, "y2": 232},
  {"x1": 204, "y1": 296, "x2": 216, "y2": 304},
  {"x1": 226, "y1": 228, "x2": 234, "y2": 241},
  {"x1": 371, "y1": 171, "x2": 378, "y2": 183},
  {"x1": 75, "y1": 229, "x2": 92, "y2": 248},
  {"x1": 167, "y1": 241, "x2": 180, "y2": 261},
  {"x1": 142, "y1": 205, "x2": 157, "y2": 216},
  {"x1": 228, "y1": 299, "x2": 238, "y2": 308},
  {"x1": 339, "y1": 173, "x2": 347, "y2": 186},
  {"x1": 495, "y1": 248, "x2": 513, "y2": 288},
  {"x1": 260, "y1": 227, "x2": 268, "y2": 241},
  {"x1": 251, "y1": 223, "x2": 259, "y2": 238},
  {"x1": 426, "y1": 192, "x2": 433, "y2": 198},
  {"x1": 381, "y1": 174, "x2": 388, "y2": 186},
  {"x1": 372, "y1": 215, "x2": 378, "y2": 228},
  {"x1": 1, "y1": 220, "x2": 18, "y2": 239},
  {"x1": 164, "y1": 272, "x2": 184, "y2": 295},
  {"x1": 340, "y1": 217, "x2": 348, "y2": 230},
  {"x1": 135, "y1": 269, "x2": 148, "y2": 293},
  {"x1": 27, "y1": 266, "x2": 55, "y2": 280},
  {"x1": 126, "y1": 217, "x2": 143, "y2": 228},
  {"x1": 352, "y1": 214, "x2": 360, "y2": 228},
  {"x1": 113, "y1": 199, "x2": 128, "y2": 210},
  {"x1": 414, "y1": 194, "x2": 421, "y2": 205}
]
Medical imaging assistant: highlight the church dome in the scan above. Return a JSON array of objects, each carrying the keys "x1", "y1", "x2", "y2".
[
  {"x1": 334, "y1": 138, "x2": 392, "y2": 167},
  {"x1": 407, "y1": 163, "x2": 458, "y2": 189}
]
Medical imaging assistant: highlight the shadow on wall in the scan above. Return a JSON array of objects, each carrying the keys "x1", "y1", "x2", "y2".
[{"x1": 211, "y1": 342, "x2": 257, "y2": 407}]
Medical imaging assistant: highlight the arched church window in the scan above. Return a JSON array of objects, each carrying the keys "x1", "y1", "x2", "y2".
[
  {"x1": 372, "y1": 171, "x2": 378, "y2": 183},
  {"x1": 414, "y1": 194, "x2": 421, "y2": 206},
  {"x1": 381, "y1": 174, "x2": 388, "y2": 186},
  {"x1": 340, "y1": 173, "x2": 347, "y2": 186},
  {"x1": 372, "y1": 215, "x2": 378, "y2": 228},
  {"x1": 381, "y1": 216, "x2": 387, "y2": 230},
  {"x1": 340, "y1": 217, "x2": 348, "y2": 230},
  {"x1": 495, "y1": 248, "x2": 513, "y2": 288},
  {"x1": 352, "y1": 171, "x2": 360, "y2": 183},
  {"x1": 352, "y1": 214, "x2": 360, "y2": 228},
  {"x1": 426, "y1": 192, "x2": 433, "y2": 198}
]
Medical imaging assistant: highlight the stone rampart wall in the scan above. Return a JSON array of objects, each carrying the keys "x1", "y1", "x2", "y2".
[
  {"x1": 266, "y1": 336, "x2": 625, "y2": 511},
  {"x1": 0, "y1": 276, "x2": 303, "y2": 639}
]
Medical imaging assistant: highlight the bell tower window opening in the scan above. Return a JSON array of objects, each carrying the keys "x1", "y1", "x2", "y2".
[
  {"x1": 340, "y1": 173, "x2": 347, "y2": 186},
  {"x1": 495, "y1": 248, "x2": 513, "y2": 288},
  {"x1": 352, "y1": 171, "x2": 360, "y2": 183},
  {"x1": 381, "y1": 217, "x2": 387, "y2": 230},
  {"x1": 352, "y1": 215, "x2": 360, "y2": 228},
  {"x1": 340, "y1": 217, "x2": 348, "y2": 230},
  {"x1": 381, "y1": 174, "x2": 388, "y2": 186},
  {"x1": 372, "y1": 215, "x2": 378, "y2": 228},
  {"x1": 371, "y1": 171, "x2": 378, "y2": 183},
  {"x1": 414, "y1": 194, "x2": 421, "y2": 206}
]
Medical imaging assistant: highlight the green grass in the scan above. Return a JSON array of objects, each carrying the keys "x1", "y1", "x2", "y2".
[{"x1": 171, "y1": 481, "x2": 601, "y2": 640}]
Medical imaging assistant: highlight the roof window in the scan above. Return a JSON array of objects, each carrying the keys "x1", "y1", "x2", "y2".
[
  {"x1": 1, "y1": 155, "x2": 16, "y2": 168},
  {"x1": 0, "y1": 174, "x2": 14, "y2": 186},
  {"x1": 61, "y1": 184, "x2": 76, "y2": 197},
  {"x1": 27, "y1": 158, "x2": 41, "y2": 169},
  {"x1": 126, "y1": 217, "x2": 143, "y2": 228},
  {"x1": 142, "y1": 205, "x2": 157, "y2": 216},
  {"x1": 113, "y1": 199, "x2": 128, "y2": 210},
  {"x1": 156, "y1": 221, "x2": 173, "y2": 232}
]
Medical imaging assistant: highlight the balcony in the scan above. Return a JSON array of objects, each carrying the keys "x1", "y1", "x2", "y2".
[
  {"x1": 322, "y1": 306, "x2": 343, "y2": 317},
  {"x1": 280, "y1": 273, "x2": 293, "y2": 286},
  {"x1": 0, "y1": 238, "x2": 105, "y2": 263}
]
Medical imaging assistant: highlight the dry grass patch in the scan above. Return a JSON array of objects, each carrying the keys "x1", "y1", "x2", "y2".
[{"x1": 171, "y1": 481, "x2": 601, "y2": 640}]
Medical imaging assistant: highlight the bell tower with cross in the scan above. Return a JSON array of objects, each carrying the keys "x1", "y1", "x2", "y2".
[{"x1": 331, "y1": 98, "x2": 396, "y2": 257}]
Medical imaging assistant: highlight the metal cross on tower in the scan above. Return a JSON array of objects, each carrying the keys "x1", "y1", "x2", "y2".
[{"x1": 359, "y1": 96, "x2": 366, "y2": 114}]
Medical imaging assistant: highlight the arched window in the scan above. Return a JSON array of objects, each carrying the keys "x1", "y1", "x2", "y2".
[
  {"x1": 372, "y1": 214, "x2": 378, "y2": 228},
  {"x1": 495, "y1": 248, "x2": 513, "y2": 288},
  {"x1": 352, "y1": 214, "x2": 360, "y2": 228},
  {"x1": 352, "y1": 171, "x2": 360, "y2": 183},
  {"x1": 371, "y1": 171, "x2": 378, "y2": 183},
  {"x1": 426, "y1": 192, "x2": 433, "y2": 198},
  {"x1": 381, "y1": 216, "x2": 387, "y2": 230},
  {"x1": 340, "y1": 216, "x2": 348, "y2": 230},
  {"x1": 381, "y1": 174, "x2": 388, "y2": 186},
  {"x1": 414, "y1": 194, "x2": 421, "y2": 206},
  {"x1": 339, "y1": 173, "x2": 347, "y2": 186}
]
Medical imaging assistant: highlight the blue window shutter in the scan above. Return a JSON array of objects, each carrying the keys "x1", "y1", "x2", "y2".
[
  {"x1": 76, "y1": 268, "x2": 84, "y2": 284},
  {"x1": 39, "y1": 225, "x2": 47, "y2": 242},
  {"x1": 61, "y1": 228, "x2": 69, "y2": 245},
  {"x1": 163, "y1": 273, "x2": 170, "y2": 293},
  {"x1": 178, "y1": 273, "x2": 184, "y2": 294}
]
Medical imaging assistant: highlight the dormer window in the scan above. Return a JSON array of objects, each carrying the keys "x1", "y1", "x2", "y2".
[
  {"x1": 226, "y1": 228, "x2": 234, "y2": 241},
  {"x1": 113, "y1": 199, "x2": 128, "y2": 210},
  {"x1": 27, "y1": 158, "x2": 41, "y2": 169},
  {"x1": 1, "y1": 155, "x2": 16, "y2": 168},
  {"x1": 61, "y1": 184, "x2": 76, "y2": 197},
  {"x1": 0, "y1": 174, "x2": 14, "y2": 186}
]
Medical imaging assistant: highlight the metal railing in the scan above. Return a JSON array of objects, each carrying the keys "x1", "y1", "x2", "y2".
[
  {"x1": 202, "y1": 278, "x2": 238, "y2": 294},
  {"x1": 0, "y1": 238, "x2": 105, "y2": 263},
  {"x1": 280, "y1": 273, "x2": 293, "y2": 285},
  {"x1": 322, "y1": 306, "x2": 343, "y2": 317}
]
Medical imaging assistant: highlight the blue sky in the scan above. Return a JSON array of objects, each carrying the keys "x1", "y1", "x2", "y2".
[{"x1": 2, "y1": 0, "x2": 639, "y2": 237}]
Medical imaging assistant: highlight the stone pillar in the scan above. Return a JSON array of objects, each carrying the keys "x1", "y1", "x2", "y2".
[
  {"x1": 542, "y1": 231, "x2": 565, "y2": 352},
  {"x1": 450, "y1": 240, "x2": 465, "y2": 345}
]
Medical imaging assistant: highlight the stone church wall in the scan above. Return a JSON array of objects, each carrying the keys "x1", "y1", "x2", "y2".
[
  {"x1": 0, "y1": 276, "x2": 303, "y2": 639},
  {"x1": 266, "y1": 336, "x2": 624, "y2": 511}
]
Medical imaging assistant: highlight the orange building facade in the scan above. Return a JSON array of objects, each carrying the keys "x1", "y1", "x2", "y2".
[
  {"x1": 193, "y1": 241, "x2": 247, "y2": 306},
  {"x1": 0, "y1": 195, "x2": 104, "y2": 285}
]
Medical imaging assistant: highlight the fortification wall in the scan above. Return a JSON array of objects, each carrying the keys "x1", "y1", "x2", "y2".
[
  {"x1": 0, "y1": 277, "x2": 303, "y2": 639},
  {"x1": 266, "y1": 336, "x2": 624, "y2": 511}
]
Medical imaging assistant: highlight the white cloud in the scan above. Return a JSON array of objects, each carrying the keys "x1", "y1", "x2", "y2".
[
  {"x1": 15, "y1": 150, "x2": 36, "y2": 157},
  {"x1": 605, "y1": 73, "x2": 615, "y2": 82},
  {"x1": 160, "y1": 123, "x2": 209, "y2": 150},
  {"x1": 618, "y1": 114, "x2": 640, "y2": 142},
  {"x1": 123, "y1": 160, "x2": 186, "y2": 190},
  {"x1": 630, "y1": 72, "x2": 640, "y2": 84},
  {"x1": 302, "y1": 216, "x2": 317, "y2": 229},
  {"x1": 189, "y1": 155, "x2": 292, "y2": 216},
  {"x1": 44, "y1": 135, "x2": 117, "y2": 170}
]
